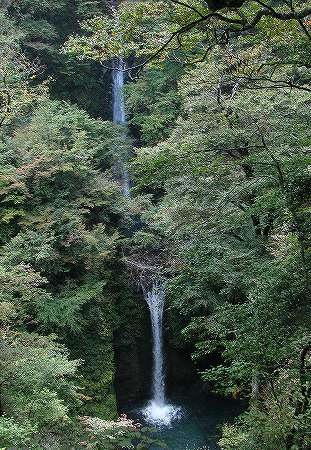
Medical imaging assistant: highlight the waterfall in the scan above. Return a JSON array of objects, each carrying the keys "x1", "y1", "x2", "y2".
[
  {"x1": 145, "y1": 282, "x2": 166, "y2": 405},
  {"x1": 109, "y1": 6, "x2": 179, "y2": 425},
  {"x1": 112, "y1": 59, "x2": 126, "y2": 124},
  {"x1": 142, "y1": 281, "x2": 182, "y2": 427},
  {"x1": 111, "y1": 58, "x2": 131, "y2": 198}
]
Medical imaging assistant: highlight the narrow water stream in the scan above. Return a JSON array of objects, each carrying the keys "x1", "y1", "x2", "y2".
[
  {"x1": 141, "y1": 282, "x2": 181, "y2": 427},
  {"x1": 111, "y1": 58, "x2": 131, "y2": 198}
]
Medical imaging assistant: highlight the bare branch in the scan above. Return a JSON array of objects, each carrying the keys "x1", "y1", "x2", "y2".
[{"x1": 237, "y1": 75, "x2": 311, "y2": 92}]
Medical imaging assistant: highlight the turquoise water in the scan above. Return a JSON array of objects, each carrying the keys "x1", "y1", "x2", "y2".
[{"x1": 128, "y1": 392, "x2": 243, "y2": 450}]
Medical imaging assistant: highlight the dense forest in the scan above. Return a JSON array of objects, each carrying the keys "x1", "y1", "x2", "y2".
[{"x1": 0, "y1": 0, "x2": 310, "y2": 449}]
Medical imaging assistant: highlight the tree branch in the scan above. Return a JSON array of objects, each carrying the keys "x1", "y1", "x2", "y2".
[
  {"x1": 236, "y1": 75, "x2": 311, "y2": 92},
  {"x1": 109, "y1": 3, "x2": 311, "y2": 74}
]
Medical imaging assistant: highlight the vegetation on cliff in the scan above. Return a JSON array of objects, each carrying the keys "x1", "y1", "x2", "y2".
[{"x1": 0, "y1": 0, "x2": 311, "y2": 449}]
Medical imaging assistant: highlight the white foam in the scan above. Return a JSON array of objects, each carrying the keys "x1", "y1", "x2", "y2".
[{"x1": 142, "y1": 400, "x2": 183, "y2": 427}]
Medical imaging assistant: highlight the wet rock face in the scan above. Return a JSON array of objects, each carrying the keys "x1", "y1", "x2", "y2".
[
  {"x1": 113, "y1": 293, "x2": 153, "y2": 410},
  {"x1": 114, "y1": 331, "x2": 152, "y2": 408},
  {"x1": 166, "y1": 346, "x2": 199, "y2": 395}
]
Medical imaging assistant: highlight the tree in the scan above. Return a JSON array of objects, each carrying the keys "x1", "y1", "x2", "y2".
[
  {"x1": 126, "y1": 42, "x2": 311, "y2": 447},
  {"x1": 0, "y1": 330, "x2": 80, "y2": 448},
  {"x1": 0, "y1": 6, "x2": 136, "y2": 445},
  {"x1": 63, "y1": 0, "x2": 311, "y2": 75}
]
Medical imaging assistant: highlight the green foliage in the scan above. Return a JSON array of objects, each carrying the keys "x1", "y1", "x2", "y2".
[
  {"x1": 63, "y1": 1, "x2": 173, "y2": 61},
  {"x1": 5, "y1": 0, "x2": 115, "y2": 119},
  {"x1": 0, "y1": 11, "x2": 47, "y2": 132},
  {"x1": 0, "y1": 417, "x2": 37, "y2": 449},
  {"x1": 125, "y1": 63, "x2": 183, "y2": 145},
  {"x1": 63, "y1": 0, "x2": 311, "y2": 72},
  {"x1": 79, "y1": 416, "x2": 166, "y2": 449},
  {"x1": 0, "y1": 331, "x2": 80, "y2": 445},
  {"x1": 0, "y1": 6, "x2": 133, "y2": 446},
  {"x1": 2, "y1": 0, "x2": 311, "y2": 449},
  {"x1": 128, "y1": 28, "x2": 311, "y2": 448},
  {"x1": 0, "y1": 93, "x2": 127, "y2": 442}
]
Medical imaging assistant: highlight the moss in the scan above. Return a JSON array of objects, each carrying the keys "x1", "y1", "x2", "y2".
[
  {"x1": 65, "y1": 301, "x2": 118, "y2": 419},
  {"x1": 113, "y1": 279, "x2": 152, "y2": 407}
]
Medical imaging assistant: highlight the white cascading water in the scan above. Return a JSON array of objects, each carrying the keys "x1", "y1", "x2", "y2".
[
  {"x1": 145, "y1": 282, "x2": 165, "y2": 405},
  {"x1": 142, "y1": 281, "x2": 181, "y2": 427},
  {"x1": 111, "y1": 58, "x2": 131, "y2": 198},
  {"x1": 110, "y1": 7, "x2": 179, "y2": 423},
  {"x1": 112, "y1": 59, "x2": 126, "y2": 124}
]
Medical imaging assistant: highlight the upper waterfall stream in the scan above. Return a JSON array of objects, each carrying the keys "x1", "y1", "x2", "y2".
[
  {"x1": 111, "y1": 58, "x2": 131, "y2": 198},
  {"x1": 112, "y1": 59, "x2": 126, "y2": 124}
]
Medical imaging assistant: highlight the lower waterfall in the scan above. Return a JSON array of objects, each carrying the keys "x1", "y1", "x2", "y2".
[{"x1": 142, "y1": 281, "x2": 181, "y2": 427}]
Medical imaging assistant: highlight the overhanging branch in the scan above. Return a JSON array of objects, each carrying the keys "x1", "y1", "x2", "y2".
[{"x1": 121, "y1": 3, "x2": 311, "y2": 74}]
